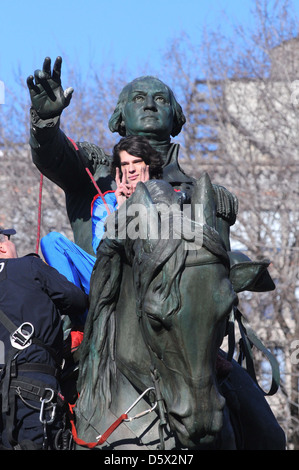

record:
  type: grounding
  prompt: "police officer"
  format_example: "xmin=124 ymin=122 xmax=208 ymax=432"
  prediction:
xmin=0 ymin=227 xmax=88 ymax=450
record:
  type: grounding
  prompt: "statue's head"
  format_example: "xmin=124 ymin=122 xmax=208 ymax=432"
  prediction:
xmin=109 ymin=76 xmax=186 ymax=140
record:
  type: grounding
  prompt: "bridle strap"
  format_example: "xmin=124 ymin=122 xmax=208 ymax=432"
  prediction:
xmin=227 ymin=306 xmax=280 ymax=396
xmin=151 ymin=367 xmax=168 ymax=450
xmin=116 ymin=354 xmax=168 ymax=449
xmin=137 ymin=311 xmax=169 ymax=450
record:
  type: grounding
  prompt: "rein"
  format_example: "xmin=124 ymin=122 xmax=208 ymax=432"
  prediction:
xmin=227 ymin=306 xmax=280 ymax=396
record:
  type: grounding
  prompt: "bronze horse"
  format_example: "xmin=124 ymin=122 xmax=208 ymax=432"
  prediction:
xmin=73 ymin=175 xmax=285 ymax=450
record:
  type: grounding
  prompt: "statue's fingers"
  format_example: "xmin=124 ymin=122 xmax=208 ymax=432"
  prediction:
xmin=34 ymin=70 xmax=56 ymax=101
xmin=52 ymin=56 xmax=62 ymax=83
xmin=64 ymin=87 xmax=74 ymax=106
xmin=26 ymin=75 xmax=40 ymax=94
xmin=33 ymin=69 xmax=43 ymax=85
xmin=42 ymin=57 xmax=51 ymax=78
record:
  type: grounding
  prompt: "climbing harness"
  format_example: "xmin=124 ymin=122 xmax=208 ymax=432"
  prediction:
xmin=0 ymin=307 xmax=64 ymax=449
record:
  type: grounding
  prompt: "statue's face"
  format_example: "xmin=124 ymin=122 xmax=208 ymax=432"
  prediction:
xmin=123 ymin=78 xmax=174 ymax=141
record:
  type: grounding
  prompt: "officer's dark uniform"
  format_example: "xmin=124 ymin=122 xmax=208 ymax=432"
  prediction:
xmin=0 ymin=252 xmax=88 ymax=449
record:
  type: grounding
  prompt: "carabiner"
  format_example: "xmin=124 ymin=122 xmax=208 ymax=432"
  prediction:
xmin=124 ymin=387 xmax=157 ymax=422
xmin=95 ymin=387 xmax=158 ymax=441
xmin=39 ymin=389 xmax=56 ymax=424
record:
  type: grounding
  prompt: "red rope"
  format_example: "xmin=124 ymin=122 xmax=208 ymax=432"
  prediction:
xmin=35 ymin=173 xmax=43 ymax=254
xmin=67 ymin=137 xmax=111 ymax=215
xmin=68 ymin=402 xmax=128 ymax=448
xmin=35 ymin=137 xmax=112 ymax=253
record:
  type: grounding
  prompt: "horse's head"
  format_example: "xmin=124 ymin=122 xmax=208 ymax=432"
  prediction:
xmin=125 ymin=175 xmax=237 ymax=448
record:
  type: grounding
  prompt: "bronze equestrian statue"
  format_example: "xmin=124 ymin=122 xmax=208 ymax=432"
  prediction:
xmin=27 ymin=57 xmax=286 ymax=449
xmin=74 ymin=177 xmax=284 ymax=449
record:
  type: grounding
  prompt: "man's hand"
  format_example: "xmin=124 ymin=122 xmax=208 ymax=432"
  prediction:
xmin=114 ymin=165 xmax=149 ymax=206
xmin=115 ymin=168 xmax=133 ymax=207
xmin=27 ymin=56 xmax=73 ymax=119
xmin=140 ymin=165 xmax=150 ymax=184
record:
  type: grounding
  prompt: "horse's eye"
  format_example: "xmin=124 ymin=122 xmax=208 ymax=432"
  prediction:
xmin=146 ymin=313 xmax=164 ymax=331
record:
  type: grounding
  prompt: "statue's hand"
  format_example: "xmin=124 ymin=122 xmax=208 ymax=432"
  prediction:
xmin=27 ymin=56 xmax=73 ymax=119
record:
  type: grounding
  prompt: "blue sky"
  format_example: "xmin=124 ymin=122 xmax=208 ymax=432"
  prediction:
xmin=1 ymin=0 xmax=299 ymax=102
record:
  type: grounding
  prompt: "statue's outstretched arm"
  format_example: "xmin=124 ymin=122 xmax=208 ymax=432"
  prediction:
xmin=27 ymin=57 xmax=90 ymax=192
xmin=27 ymin=56 xmax=73 ymax=120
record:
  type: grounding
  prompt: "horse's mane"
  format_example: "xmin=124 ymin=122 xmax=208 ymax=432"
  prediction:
xmin=76 ymin=237 xmax=122 ymax=418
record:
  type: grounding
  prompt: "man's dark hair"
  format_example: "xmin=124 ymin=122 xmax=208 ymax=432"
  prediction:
xmin=111 ymin=135 xmax=163 ymax=180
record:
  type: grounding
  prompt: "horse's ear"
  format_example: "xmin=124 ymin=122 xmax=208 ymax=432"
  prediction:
xmin=130 ymin=180 xmax=153 ymax=205
xmin=228 ymin=253 xmax=276 ymax=293
xmin=191 ymin=172 xmax=217 ymax=228
xmin=126 ymin=182 xmax=159 ymax=252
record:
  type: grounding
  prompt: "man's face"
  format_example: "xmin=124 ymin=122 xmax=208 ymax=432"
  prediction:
xmin=123 ymin=78 xmax=174 ymax=141
xmin=119 ymin=150 xmax=147 ymax=190
xmin=0 ymin=235 xmax=18 ymax=259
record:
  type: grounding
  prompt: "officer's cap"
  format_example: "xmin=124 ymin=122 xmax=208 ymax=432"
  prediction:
xmin=0 ymin=227 xmax=16 ymax=237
